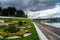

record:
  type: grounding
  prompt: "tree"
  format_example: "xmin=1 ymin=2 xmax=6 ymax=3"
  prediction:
xmin=0 ymin=7 xmax=2 ymax=15
xmin=24 ymin=14 xmax=28 ymax=18
xmin=1 ymin=9 xmax=8 ymax=16
xmin=7 ymin=7 xmax=16 ymax=16
xmin=15 ymin=10 xmax=25 ymax=17
xmin=0 ymin=7 xmax=2 ymax=12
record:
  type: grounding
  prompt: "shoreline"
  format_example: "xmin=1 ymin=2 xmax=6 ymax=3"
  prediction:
xmin=36 ymin=22 xmax=60 ymax=40
xmin=40 ymin=23 xmax=60 ymax=36
xmin=33 ymin=22 xmax=48 ymax=40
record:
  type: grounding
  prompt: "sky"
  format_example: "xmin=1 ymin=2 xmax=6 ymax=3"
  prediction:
xmin=0 ymin=0 xmax=60 ymax=19
xmin=28 ymin=3 xmax=60 ymax=19
xmin=0 ymin=0 xmax=60 ymax=11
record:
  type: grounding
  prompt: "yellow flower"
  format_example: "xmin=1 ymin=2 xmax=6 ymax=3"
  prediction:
xmin=15 ymin=32 xmax=19 ymax=35
xmin=12 ymin=33 xmax=16 ymax=36
xmin=8 ymin=33 xmax=12 ymax=37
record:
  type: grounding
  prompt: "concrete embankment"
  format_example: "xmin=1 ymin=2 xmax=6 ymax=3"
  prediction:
xmin=33 ymin=22 xmax=48 ymax=40
xmin=35 ymin=22 xmax=60 ymax=40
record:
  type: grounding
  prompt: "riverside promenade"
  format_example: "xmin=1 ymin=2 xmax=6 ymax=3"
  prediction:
xmin=35 ymin=22 xmax=60 ymax=40
xmin=33 ymin=22 xmax=48 ymax=40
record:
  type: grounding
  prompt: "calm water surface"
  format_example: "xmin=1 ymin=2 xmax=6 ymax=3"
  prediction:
xmin=42 ymin=22 xmax=60 ymax=28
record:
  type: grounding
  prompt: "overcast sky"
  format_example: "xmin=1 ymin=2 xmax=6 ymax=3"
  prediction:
xmin=28 ymin=3 xmax=60 ymax=19
xmin=0 ymin=0 xmax=60 ymax=11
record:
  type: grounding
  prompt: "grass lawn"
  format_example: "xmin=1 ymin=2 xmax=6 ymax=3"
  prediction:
xmin=0 ymin=18 xmax=33 ymax=23
xmin=0 ymin=18 xmax=39 ymax=40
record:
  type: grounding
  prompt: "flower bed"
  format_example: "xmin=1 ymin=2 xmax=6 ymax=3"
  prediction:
xmin=0 ymin=29 xmax=26 ymax=37
xmin=0 ymin=18 xmax=39 ymax=40
xmin=0 ymin=21 xmax=31 ymax=39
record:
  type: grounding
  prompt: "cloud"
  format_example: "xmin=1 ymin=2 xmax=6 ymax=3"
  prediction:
xmin=27 ymin=3 xmax=60 ymax=19
xmin=0 ymin=0 xmax=60 ymax=11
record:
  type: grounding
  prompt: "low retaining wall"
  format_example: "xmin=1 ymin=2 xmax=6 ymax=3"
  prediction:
xmin=33 ymin=22 xmax=48 ymax=40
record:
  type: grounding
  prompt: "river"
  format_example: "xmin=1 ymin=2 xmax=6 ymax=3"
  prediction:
xmin=42 ymin=22 xmax=60 ymax=28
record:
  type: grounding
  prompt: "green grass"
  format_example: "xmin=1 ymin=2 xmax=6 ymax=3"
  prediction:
xmin=0 ymin=18 xmax=33 ymax=23
xmin=0 ymin=18 xmax=39 ymax=40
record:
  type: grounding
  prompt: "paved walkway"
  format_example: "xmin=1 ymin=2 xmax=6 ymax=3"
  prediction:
xmin=36 ymin=22 xmax=60 ymax=40
xmin=33 ymin=22 xmax=48 ymax=40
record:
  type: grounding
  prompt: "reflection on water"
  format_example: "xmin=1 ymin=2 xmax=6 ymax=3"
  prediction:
xmin=42 ymin=22 xmax=60 ymax=28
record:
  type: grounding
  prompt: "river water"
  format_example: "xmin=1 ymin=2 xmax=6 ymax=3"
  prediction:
xmin=42 ymin=23 xmax=60 ymax=28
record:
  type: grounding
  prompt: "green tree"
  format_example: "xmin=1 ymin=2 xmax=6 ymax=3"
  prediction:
xmin=0 ymin=7 xmax=2 ymax=16
xmin=0 ymin=7 xmax=2 ymax=12
xmin=24 ymin=14 xmax=28 ymax=18
xmin=1 ymin=9 xmax=8 ymax=16
xmin=16 ymin=10 xmax=25 ymax=17
xmin=7 ymin=7 xmax=16 ymax=16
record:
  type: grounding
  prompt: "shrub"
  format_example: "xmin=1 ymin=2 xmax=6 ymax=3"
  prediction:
xmin=0 ymin=28 xmax=26 ymax=37
xmin=15 ymin=32 xmax=19 ymax=36
xmin=0 ymin=32 xmax=7 ymax=37
xmin=23 ymin=21 xmax=27 ymax=24
xmin=18 ymin=21 xmax=23 ymax=26
xmin=8 ymin=33 xmax=12 ymax=37
xmin=9 ymin=18 xmax=11 ymax=21
xmin=7 ymin=25 xmax=16 ymax=33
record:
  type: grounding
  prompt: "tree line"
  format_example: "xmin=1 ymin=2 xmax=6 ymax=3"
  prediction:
xmin=0 ymin=7 xmax=27 ymax=18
